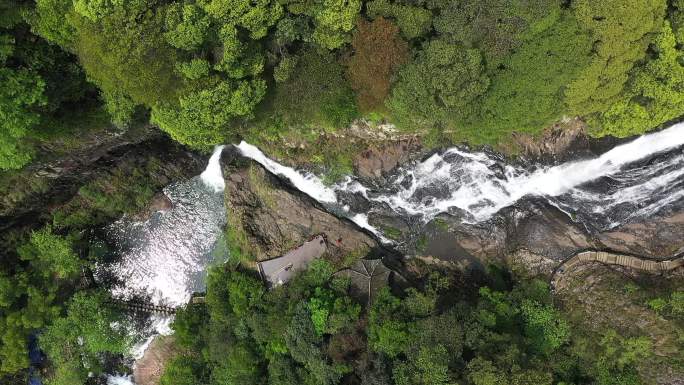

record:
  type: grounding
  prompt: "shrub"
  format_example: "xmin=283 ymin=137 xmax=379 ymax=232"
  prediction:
xmin=347 ymin=17 xmax=408 ymax=112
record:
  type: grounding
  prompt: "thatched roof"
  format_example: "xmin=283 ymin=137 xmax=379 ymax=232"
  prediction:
xmin=335 ymin=259 xmax=404 ymax=305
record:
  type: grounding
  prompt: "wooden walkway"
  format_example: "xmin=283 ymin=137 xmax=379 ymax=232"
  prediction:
xmin=551 ymin=250 xmax=684 ymax=289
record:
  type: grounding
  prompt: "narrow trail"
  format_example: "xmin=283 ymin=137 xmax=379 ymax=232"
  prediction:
xmin=551 ymin=250 xmax=684 ymax=289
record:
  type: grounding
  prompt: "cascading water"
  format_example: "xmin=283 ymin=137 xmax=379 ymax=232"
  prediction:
xmin=103 ymin=145 xmax=227 ymax=307
xmin=101 ymin=146 xmax=228 ymax=385
xmin=237 ymin=122 xmax=684 ymax=236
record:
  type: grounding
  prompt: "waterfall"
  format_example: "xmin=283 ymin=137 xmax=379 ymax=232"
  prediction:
xmin=237 ymin=122 xmax=684 ymax=235
xmin=103 ymin=177 xmax=227 ymax=307
xmin=99 ymin=145 xmax=229 ymax=363
xmin=200 ymin=145 xmax=227 ymax=192
xmin=236 ymin=141 xmax=337 ymax=202
xmin=363 ymin=122 xmax=684 ymax=226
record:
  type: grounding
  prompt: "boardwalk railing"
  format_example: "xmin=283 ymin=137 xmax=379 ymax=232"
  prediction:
xmin=551 ymin=250 xmax=684 ymax=289
xmin=558 ymin=251 xmax=684 ymax=273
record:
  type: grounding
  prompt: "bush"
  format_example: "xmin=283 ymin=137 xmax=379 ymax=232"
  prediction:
xmin=273 ymin=50 xmax=358 ymax=129
xmin=346 ymin=17 xmax=408 ymax=112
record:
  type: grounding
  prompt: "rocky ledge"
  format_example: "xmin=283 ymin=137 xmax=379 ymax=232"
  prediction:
xmin=222 ymin=153 xmax=379 ymax=264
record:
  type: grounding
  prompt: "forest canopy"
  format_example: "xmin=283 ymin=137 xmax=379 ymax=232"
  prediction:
xmin=0 ymin=0 xmax=682 ymax=169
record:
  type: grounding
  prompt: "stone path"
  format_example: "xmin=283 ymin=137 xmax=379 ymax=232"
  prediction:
xmin=257 ymin=234 xmax=327 ymax=286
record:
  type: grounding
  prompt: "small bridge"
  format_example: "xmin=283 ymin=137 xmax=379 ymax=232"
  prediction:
xmin=108 ymin=296 xmax=206 ymax=315
xmin=109 ymin=300 xmax=178 ymax=315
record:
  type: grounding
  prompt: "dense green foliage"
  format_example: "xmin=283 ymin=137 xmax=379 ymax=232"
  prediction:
xmin=161 ymin=261 xmax=675 ymax=385
xmin=40 ymin=291 xmax=133 ymax=385
xmin=1 ymin=0 xmax=684 ymax=380
xmin=0 ymin=0 xmax=677 ymax=164
xmin=0 ymin=3 xmax=95 ymax=170
xmin=0 ymin=223 xmax=133 ymax=383
xmin=0 ymin=227 xmax=79 ymax=374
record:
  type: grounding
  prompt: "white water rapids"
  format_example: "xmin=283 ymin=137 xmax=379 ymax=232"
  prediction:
xmin=238 ymin=122 xmax=684 ymax=234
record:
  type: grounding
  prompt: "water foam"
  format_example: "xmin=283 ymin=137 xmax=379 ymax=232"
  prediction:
xmin=236 ymin=122 xmax=684 ymax=237
xmin=200 ymin=145 xmax=226 ymax=192
xmin=361 ymin=123 xmax=684 ymax=224
xmin=236 ymin=141 xmax=337 ymax=203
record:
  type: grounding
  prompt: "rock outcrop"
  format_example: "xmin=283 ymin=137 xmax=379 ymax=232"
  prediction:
xmin=512 ymin=117 xmax=589 ymax=160
xmin=133 ymin=336 xmax=178 ymax=385
xmin=0 ymin=127 xmax=203 ymax=233
xmin=353 ymin=137 xmax=421 ymax=182
xmin=556 ymin=263 xmax=684 ymax=385
xmin=223 ymin=160 xmax=378 ymax=263
xmin=375 ymin=198 xmax=684 ymax=276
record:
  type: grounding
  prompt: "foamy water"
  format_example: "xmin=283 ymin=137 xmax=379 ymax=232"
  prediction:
xmin=102 ymin=148 xmax=228 ymax=307
xmin=200 ymin=145 xmax=226 ymax=192
xmin=237 ymin=122 xmax=684 ymax=236
xmin=236 ymin=141 xmax=337 ymax=202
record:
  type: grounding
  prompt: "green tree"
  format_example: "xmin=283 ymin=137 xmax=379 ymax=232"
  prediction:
xmin=17 ymin=227 xmax=81 ymax=280
xmin=29 ymin=0 xmax=77 ymax=48
xmin=227 ymin=269 xmax=265 ymax=316
xmin=160 ymin=355 xmax=203 ymax=385
xmin=565 ymin=0 xmax=667 ymax=115
xmin=273 ymin=50 xmax=358 ymax=129
xmin=211 ymin=342 xmax=265 ymax=385
xmin=393 ymin=345 xmax=454 ymax=385
xmin=0 ymin=34 xmax=46 ymax=170
xmin=273 ymin=56 xmax=297 ymax=83
xmin=368 ymin=288 xmax=411 ymax=357
xmin=152 ymin=78 xmax=266 ymax=148
xmin=199 ymin=0 xmax=283 ymax=39
xmin=176 ymin=58 xmax=211 ymax=80
xmin=388 ymin=39 xmax=489 ymax=129
xmin=366 ymin=0 xmax=432 ymax=39
xmin=467 ymin=13 xmax=593 ymax=144
xmin=281 ymin=0 xmax=361 ymax=49
xmin=520 ymin=300 xmax=570 ymax=355
xmin=467 ymin=357 xmax=507 ymax=385
xmin=285 ymin=304 xmax=343 ymax=385
xmin=40 ymin=291 xmax=131 ymax=385
xmin=430 ymin=0 xmax=559 ymax=68
xmin=669 ymin=291 xmax=684 ymax=317
xmin=164 ymin=3 xmax=211 ymax=51
xmin=72 ymin=4 xmax=179 ymax=107
xmin=595 ymin=20 xmax=684 ymax=137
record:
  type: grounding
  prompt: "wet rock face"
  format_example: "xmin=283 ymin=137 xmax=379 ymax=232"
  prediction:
xmin=353 ymin=137 xmax=421 ymax=182
xmin=507 ymin=201 xmax=593 ymax=260
xmin=223 ymin=163 xmax=378 ymax=262
xmin=596 ymin=211 xmax=684 ymax=258
xmin=374 ymin=198 xmax=684 ymax=269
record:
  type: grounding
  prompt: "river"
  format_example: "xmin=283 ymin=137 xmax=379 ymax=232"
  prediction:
xmin=238 ymin=122 xmax=684 ymax=236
